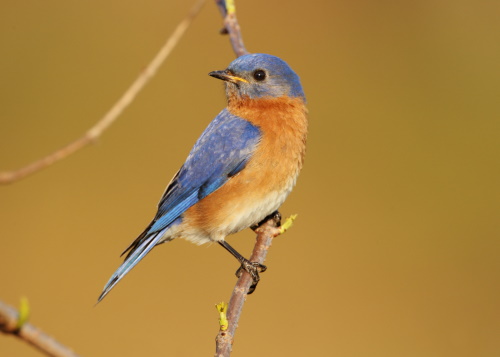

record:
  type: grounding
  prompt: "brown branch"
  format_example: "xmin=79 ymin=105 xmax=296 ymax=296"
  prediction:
xmin=214 ymin=0 xmax=249 ymax=57
xmin=214 ymin=214 xmax=282 ymax=357
xmin=0 ymin=300 xmax=81 ymax=357
xmin=211 ymin=2 xmax=278 ymax=356
xmin=0 ymin=0 xmax=206 ymax=185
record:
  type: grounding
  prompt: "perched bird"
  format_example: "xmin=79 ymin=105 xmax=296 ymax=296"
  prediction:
xmin=98 ymin=53 xmax=307 ymax=302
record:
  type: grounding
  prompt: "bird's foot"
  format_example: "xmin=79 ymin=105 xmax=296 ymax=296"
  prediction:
xmin=235 ymin=260 xmax=267 ymax=294
xmin=251 ymin=211 xmax=282 ymax=231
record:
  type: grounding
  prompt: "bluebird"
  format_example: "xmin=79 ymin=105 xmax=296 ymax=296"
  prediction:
xmin=98 ymin=53 xmax=307 ymax=302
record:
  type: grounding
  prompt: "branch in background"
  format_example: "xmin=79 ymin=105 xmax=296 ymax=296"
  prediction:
xmin=215 ymin=214 xmax=282 ymax=357
xmin=0 ymin=300 xmax=81 ymax=357
xmin=0 ymin=0 xmax=206 ymax=185
xmin=214 ymin=0 xmax=249 ymax=57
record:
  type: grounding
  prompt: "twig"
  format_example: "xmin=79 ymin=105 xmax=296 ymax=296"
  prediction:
xmin=0 ymin=0 xmax=206 ymax=185
xmin=215 ymin=214 xmax=282 ymax=357
xmin=212 ymin=2 xmax=278 ymax=356
xmin=0 ymin=300 xmax=81 ymax=357
xmin=214 ymin=0 xmax=249 ymax=57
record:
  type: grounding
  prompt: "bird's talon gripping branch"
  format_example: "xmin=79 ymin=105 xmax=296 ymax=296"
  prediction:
xmin=251 ymin=210 xmax=282 ymax=231
xmin=235 ymin=260 xmax=267 ymax=294
xmin=235 ymin=261 xmax=267 ymax=277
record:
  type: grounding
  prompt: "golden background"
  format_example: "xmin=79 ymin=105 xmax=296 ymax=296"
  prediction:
xmin=1 ymin=0 xmax=499 ymax=356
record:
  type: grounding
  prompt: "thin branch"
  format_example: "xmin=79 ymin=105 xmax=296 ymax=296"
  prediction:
xmin=211 ymin=1 xmax=276 ymax=356
xmin=214 ymin=0 xmax=249 ymax=57
xmin=215 ymin=214 xmax=282 ymax=357
xmin=0 ymin=300 xmax=81 ymax=357
xmin=0 ymin=0 xmax=206 ymax=185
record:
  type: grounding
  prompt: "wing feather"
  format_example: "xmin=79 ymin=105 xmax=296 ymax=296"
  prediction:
xmin=98 ymin=109 xmax=261 ymax=301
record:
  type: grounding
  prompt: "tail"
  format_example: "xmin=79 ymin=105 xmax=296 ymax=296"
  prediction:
xmin=97 ymin=228 xmax=167 ymax=303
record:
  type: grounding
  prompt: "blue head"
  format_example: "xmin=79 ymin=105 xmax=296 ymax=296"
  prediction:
xmin=209 ymin=53 xmax=305 ymax=101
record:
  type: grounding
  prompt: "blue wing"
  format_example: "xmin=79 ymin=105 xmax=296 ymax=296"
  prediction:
xmin=98 ymin=109 xmax=261 ymax=302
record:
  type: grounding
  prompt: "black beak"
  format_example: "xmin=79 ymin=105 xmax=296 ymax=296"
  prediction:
xmin=209 ymin=70 xmax=248 ymax=84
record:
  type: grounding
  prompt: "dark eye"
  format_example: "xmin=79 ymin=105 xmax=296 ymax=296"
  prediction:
xmin=253 ymin=70 xmax=266 ymax=81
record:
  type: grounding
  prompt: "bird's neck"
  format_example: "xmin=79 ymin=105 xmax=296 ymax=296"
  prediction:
xmin=227 ymin=95 xmax=308 ymax=132
xmin=228 ymin=95 xmax=308 ymax=169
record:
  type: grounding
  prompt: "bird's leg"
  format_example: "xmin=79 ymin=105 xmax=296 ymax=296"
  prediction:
xmin=218 ymin=240 xmax=267 ymax=294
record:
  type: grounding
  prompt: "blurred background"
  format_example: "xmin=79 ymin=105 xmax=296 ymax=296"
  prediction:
xmin=1 ymin=0 xmax=499 ymax=356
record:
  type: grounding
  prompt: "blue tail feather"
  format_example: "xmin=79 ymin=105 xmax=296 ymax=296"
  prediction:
xmin=97 ymin=228 xmax=167 ymax=303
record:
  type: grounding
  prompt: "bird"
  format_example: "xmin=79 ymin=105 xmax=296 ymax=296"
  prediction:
xmin=98 ymin=53 xmax=307 ymax=302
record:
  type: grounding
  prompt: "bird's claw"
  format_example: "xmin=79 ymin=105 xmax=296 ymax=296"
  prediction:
xmin=235 ymin=260 xmax=267 ymax=278
xmin=251 ymin=211 xmax=282 ymax=231
xmin=235 ymin=260 xmax=267 ymax=294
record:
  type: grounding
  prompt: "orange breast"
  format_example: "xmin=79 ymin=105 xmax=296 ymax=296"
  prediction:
xmin=182 ymin=96 xmax=308 ymax=241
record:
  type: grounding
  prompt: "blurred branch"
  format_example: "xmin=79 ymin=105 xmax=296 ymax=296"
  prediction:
xmin=215 ymin=213 xmax=282 ymax=357
xmin=214 ymin=0 xmax=249 ymax=57
xmin=0 ymin=0 xmax=206 ymax=185
xmin=0 ymin=299 xmax=81 ymax=357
